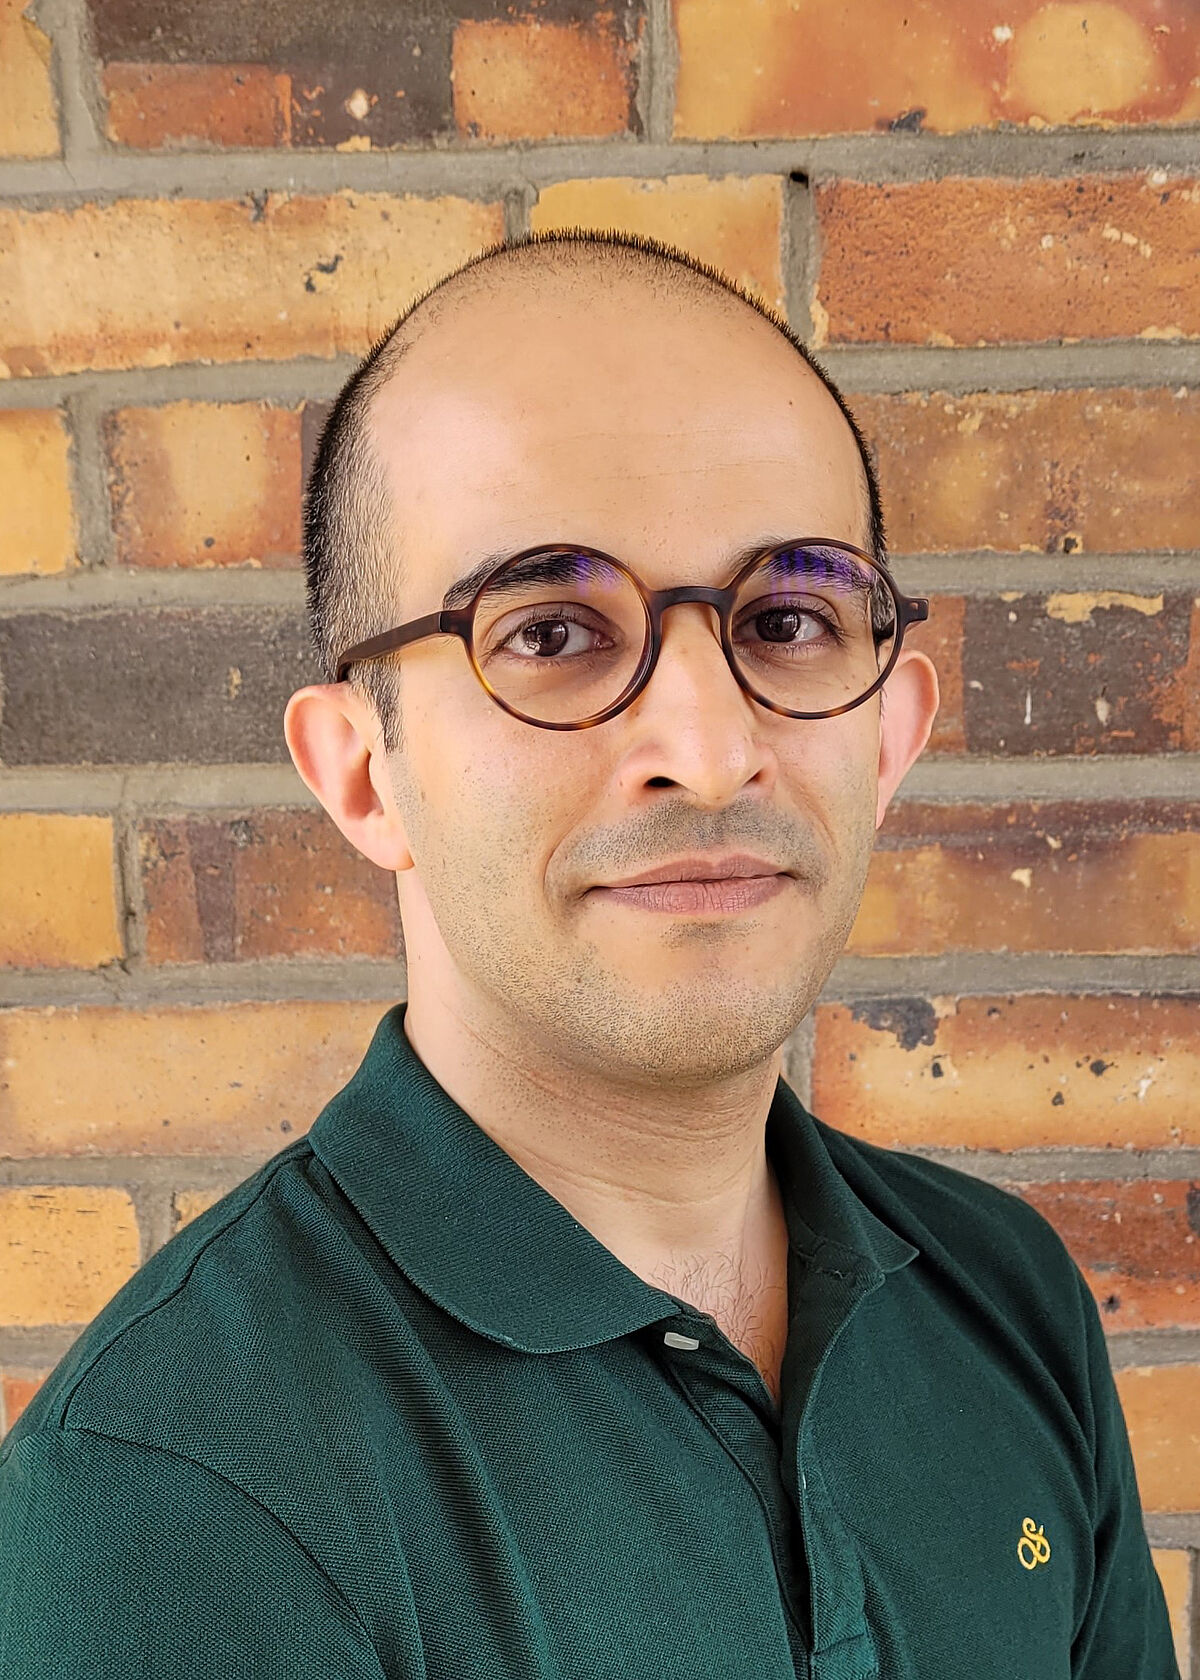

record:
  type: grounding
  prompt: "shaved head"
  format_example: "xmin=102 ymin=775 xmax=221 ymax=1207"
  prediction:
xmin=303 ymin=229 xmax=886 ymax=752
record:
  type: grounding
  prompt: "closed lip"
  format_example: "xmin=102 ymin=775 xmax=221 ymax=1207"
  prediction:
xmin=597 ymin=853 xmax=790 ymax=890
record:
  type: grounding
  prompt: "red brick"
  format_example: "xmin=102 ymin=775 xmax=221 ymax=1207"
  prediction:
xmin=1005 ymin=1180 xmax=1200 ymax=1332
xmin=452 ymin=18 xmax=637 ymax=141
xmin=86 ymin=0 xmax=647 ymax=149
xmin=0 ymin=1001 xmax=387 ymax=1157
xmin=812 ymin=994 xmax=1198 ymax=1151
xmin=106 ymin=402 xmax=303 ymax=568
xmin=0 ymin=193 xmax=504 ymax=377
xmin=814 ymin=174 xmax=1199 ymax=346
xmin=674 ymin=0 xmax=1200 ymax=137
xmin=0 ymin=0 xmax=58 ymax=157
xmin=853 ymin=388 xmax=1200 ymax=555
xmin=1 ymin=1370 xmax=51 ymax=1434
xmin=104 ymin=63 xmax=291 ymax=148
xmin=138 ymin=811 xmax=403 ymax=962
xmin=851 ymin=800 xmax=1199 ymax=957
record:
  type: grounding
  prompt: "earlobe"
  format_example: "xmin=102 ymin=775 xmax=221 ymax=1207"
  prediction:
xmin=283 ymin=684 xmax=414 ymax=873
xmin=875 ymin=650 xmax=940 ymax=828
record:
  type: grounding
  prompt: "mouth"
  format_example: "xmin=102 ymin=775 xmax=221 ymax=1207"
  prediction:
xmin=588 ymin=873 xmax=791 ymax=916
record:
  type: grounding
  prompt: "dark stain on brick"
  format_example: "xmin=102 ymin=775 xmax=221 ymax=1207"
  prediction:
xmin=963 ymin=592 xmax=1194 ymax=756
xmin=1089 ymin=1058 xmax=1112 ymax=1076
xmin=849 ymin=997 xmax=938 ymax=1053
xmin=886 ymin=107 xmax=925 ymax=132
xmin=1051 ymin=1091 xmax=1065 ymax=1105
xmin=0 ymin=608 xmax=318 ymax=765
xmin=1186 ymin=1185 xmax=1200 ymax=1238
xmin=1101 ymin=1293 xmax=1121 ymax=1314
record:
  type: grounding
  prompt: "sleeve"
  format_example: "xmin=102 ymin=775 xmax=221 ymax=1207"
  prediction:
xmin=1068 ymin=1269 xmax=1182 ymax=1680
xmin=0 ymin=1426 xmax=386 ymax=1679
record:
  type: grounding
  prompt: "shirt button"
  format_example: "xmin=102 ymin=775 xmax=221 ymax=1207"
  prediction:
xmin=663 ymin=1331 xmax=701 ymax=1350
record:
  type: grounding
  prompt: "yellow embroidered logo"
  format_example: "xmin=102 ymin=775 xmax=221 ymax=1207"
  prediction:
xmin=1017 ymin=1517 xmax=1051 ymax=1570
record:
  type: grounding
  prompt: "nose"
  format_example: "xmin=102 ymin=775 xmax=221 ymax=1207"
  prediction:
xmin=622 ymin=600 xmax=773 ymax=797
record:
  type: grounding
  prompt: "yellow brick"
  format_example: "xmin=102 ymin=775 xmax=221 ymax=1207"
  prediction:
xmin=1150 ymin=1548 xmax=1191 ymax=1678
xmin=0 ymin=0 xmax=58 ymax=158
xmin=0 ymin=193 xmax=504 ymax=377
xmin=0 ymin=1186 xmax=139 ymax=1326
xmin=530 ymin=175 xmax=786 ymax=314
xmin=0 ymin=409 xmax=74 ymax=574
xmin=0 ymin=814 xmax=121 ymax=968
xmin=0 ymin=1001 xmax=386 ymax=1157
xmin=1116 ymin=1365 xmax=1200 ymax=1514
xmin=173 ymin=1186 xmax=229 ymax=1230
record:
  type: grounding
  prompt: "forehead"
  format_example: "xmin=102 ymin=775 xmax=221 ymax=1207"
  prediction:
xmin=369 ymin=280 xmax=868 ymax=601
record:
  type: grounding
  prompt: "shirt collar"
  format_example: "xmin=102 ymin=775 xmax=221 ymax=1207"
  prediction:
xmin=309 ymin=1003 xmax=918 ymax=1354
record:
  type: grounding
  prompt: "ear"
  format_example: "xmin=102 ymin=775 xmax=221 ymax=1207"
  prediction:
xmin=283 ymin=683 xmax=414 ymax=873
xmin=875 ymin=649 xmax=940 ymax=828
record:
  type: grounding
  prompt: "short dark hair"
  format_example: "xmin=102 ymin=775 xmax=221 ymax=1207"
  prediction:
xmin=302 ymin=227 xmax=888 ymax=753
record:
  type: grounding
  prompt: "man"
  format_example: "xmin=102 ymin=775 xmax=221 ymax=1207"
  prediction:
xmin=0 ymin=231 xmax=1178 ymax=1679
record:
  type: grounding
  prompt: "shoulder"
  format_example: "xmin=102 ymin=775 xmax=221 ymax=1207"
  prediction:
xmin=2 ymin=1137 xmax=329 ymax=1460
xmin=814 ymin=1115 xmax=1091 ymax=1346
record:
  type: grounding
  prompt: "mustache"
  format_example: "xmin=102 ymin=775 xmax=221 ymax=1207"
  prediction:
xmin=574 ymin=819 xmax=829 ymax=892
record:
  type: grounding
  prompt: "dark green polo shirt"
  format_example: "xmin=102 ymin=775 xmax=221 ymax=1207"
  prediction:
xmin=1 ymin=1002 xmax=1178 ymax=1678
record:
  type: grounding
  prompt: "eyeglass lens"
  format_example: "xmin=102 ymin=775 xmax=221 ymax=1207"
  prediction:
xmin=468 ymin=546 xmax=898 ymax=724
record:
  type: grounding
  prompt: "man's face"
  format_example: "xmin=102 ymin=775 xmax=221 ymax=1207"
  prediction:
xmin=369 ymin=279 xmax=892 ymax=1086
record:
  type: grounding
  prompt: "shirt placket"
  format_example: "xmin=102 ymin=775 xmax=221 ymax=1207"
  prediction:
xmin=658 ymin=1254 xmax=886 ymax=1680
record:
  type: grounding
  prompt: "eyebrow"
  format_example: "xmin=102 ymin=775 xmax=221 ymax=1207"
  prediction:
xmin=439 ymin=537 xmax=851 ymax=612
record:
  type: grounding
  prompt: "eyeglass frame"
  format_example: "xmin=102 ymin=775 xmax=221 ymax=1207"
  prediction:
xmin=334 ymin=537 xmax=930 ymax=731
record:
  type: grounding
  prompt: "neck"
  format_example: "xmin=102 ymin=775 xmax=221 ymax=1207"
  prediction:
xmin=400 ymin=987 xmax=788 ymax=1296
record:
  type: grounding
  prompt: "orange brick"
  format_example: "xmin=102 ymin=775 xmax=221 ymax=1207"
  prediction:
xmin=107 ymin=402 xmax=303 ymax=568
xmin=452 ymin=18 xmax=636 ymax=140
xmin=674 ymin=0 xmax=1200 ymax=137
xmin=853 ymin=387 xmax=1200 ymax=555
xmin=1007 ymin=1180 xmax=1200 ymax=1332
xmin=850 ymin=801 xmax=1199 ymax=957
xmin=0 ymin=814 xmax=122 ymax=969
xmin=1149 ymin=1548 xmax=1191 ymax=1678
xmin=812 ymin=994 xmax=1198 ymax=1151
xmin=813 ymin=174 xmax=1199 ymax=346
xmin=0 ymin=1186 xmax=140 ymax=1326
xmin=0 ymin=192 xmax=504 ymax=377
xmin=0 ymin=1001 xmax=386 ymax=1157
xmin=1 ymin=1368 xmax=50 ymax=1434
xmin=105 ymin=62 xmax=291 ymax=149
xmin=138 ymin=812 xmax=402 ymax=961
xmin=0 ymin=0 xmax=58 ymax=157
xmin=530 ymin=175 xmax=786 ymax=313
xmin=0 ymin=409 xmax=74 ymax=574
xmin=1115 ymin=1365 xmax=1200 ymax=1513
xmin=173 ymin=1187 xmax=228 ymax=1229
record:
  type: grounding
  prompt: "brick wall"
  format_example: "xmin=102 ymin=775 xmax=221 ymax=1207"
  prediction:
xmin=0 ymin=0 xmax=1197 ymax=1666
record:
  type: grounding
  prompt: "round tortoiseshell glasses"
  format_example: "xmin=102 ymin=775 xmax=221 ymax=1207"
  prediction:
xmin=335 ymin=539 xmax=929 ymax=732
